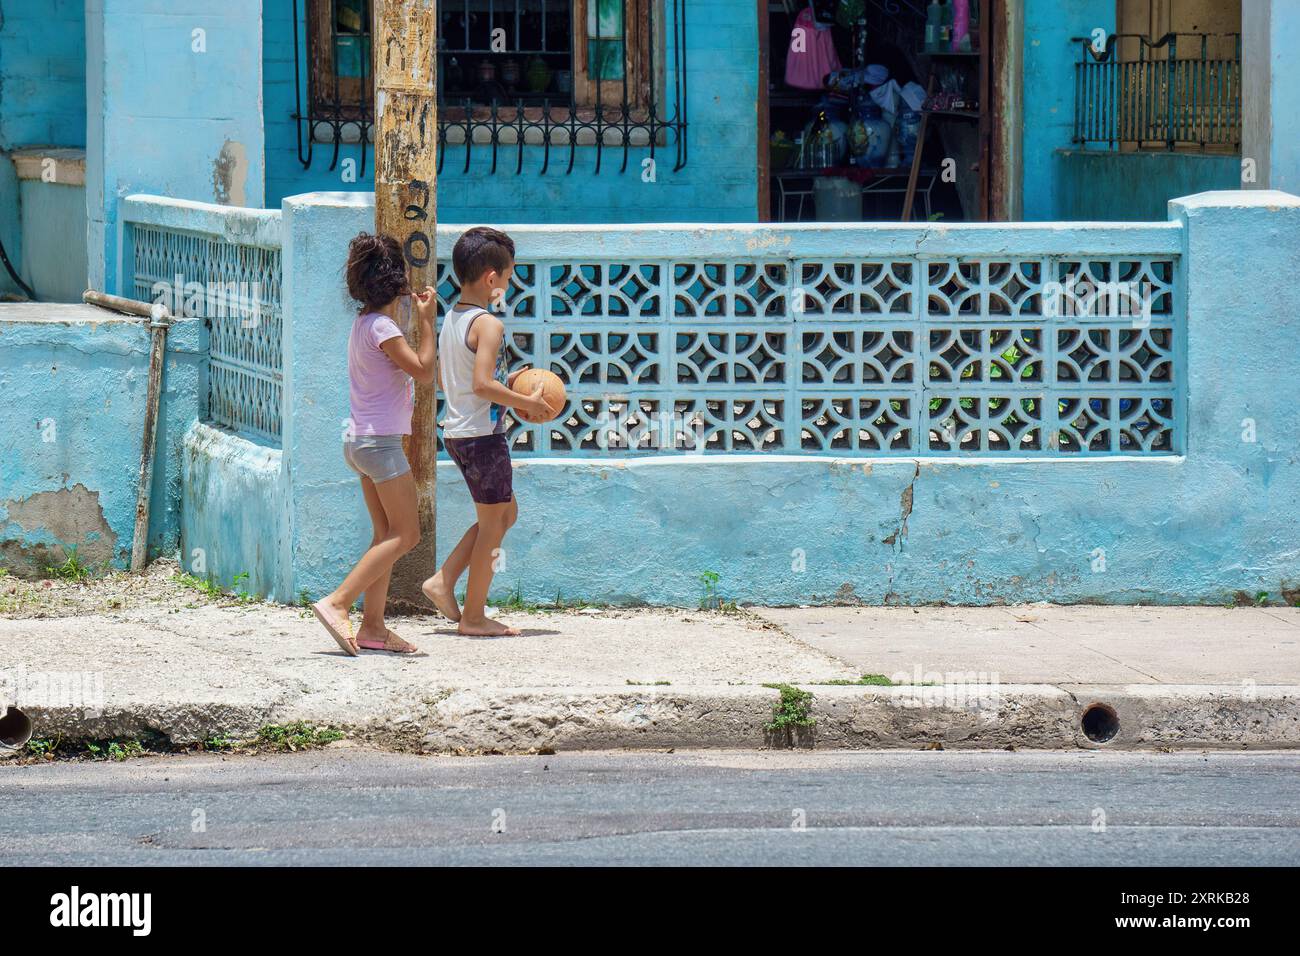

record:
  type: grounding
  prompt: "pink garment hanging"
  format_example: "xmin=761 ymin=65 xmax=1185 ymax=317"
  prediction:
xmin=785 ymin=6 xmax=841 ymax=91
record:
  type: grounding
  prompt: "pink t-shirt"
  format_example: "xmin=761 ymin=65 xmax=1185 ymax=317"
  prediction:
xmin=348 ymin=311 xmax=413 ymax=436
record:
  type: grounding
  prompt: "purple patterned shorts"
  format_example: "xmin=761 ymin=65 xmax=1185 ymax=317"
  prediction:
xmin=444 ymin=433 xmax=514 ymax=505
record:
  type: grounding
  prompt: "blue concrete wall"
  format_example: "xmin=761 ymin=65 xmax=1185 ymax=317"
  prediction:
xmin=0 ymin=0 xmax=86 ymax=296
xmin=276 ymin=189 xmax=1300 ymax=607
xmin=1265 ymin=6 xmax=1300 ymax=193
xmin=1243 ymin=0 xmax=1300 ymax=194
xmin=0 ymin=307 xmax=205 ymax=574
xmin=1021 ymin=0 xmax=1113 ymax=220
xmin=0 ymin=0 xmax=85 ymax=149
xmin=10 ymin=189 xmax=1300 ymax=604
xmin=262 ymin=0 xmax=758 ymax=221
xmin=1053 ymin=150 xmax=1241 ymax=221
xmin=86 ymin=0 xmax=264 ymax=294
xmin=181 ymin=423 xmax=287 ymax=601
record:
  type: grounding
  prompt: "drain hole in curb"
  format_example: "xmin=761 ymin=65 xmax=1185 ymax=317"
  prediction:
xmin=0 ymin=707 xmax=33 ymax=751
xmin=1081 ymin=703 xmax=1119 ymax=743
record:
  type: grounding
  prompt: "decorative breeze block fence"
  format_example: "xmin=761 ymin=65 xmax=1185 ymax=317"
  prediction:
xmin=125 ymin=199 xmax=284 ymax=443
xmin=122 ymin=197 xmax=1183 ymax=460
xmin=433 ymin=239 xmax=1182 ymax=458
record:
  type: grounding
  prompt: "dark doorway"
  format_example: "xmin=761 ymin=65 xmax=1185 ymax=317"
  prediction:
xmin=758 ymin=1 xmax=998 ymax=223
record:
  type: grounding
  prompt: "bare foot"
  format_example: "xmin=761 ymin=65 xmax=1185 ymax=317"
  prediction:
xmin=457 ymin=616 xmax=520 ymax=637
xmin=313 ymin=599 xmax=357 ymax=656
xmin=357 ymin=625 xmax=419 ymax=654
xmin=421 ymin=571 xmax=462 ymax=622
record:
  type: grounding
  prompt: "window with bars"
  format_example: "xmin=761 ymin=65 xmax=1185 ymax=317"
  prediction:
xmin=293 ymin=0 xmax=688 ymax=175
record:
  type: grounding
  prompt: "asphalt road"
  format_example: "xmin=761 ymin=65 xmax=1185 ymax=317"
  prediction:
xmin=2 ymin=748 xmax=1298 ymax=866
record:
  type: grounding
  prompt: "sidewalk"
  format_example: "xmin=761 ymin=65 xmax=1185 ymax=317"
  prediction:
xmin=2 ymin=569 xmax=1298 ymax=752
xmin=758 ymin=605 xmax=1300 ymax=684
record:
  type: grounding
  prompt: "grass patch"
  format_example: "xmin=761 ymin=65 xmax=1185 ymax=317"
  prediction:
xmin=699 ymin=570 xmax=721 ymax=610
xmin=491 ymin=586 xmax=600 ymax=614
xmin=1227 ymin=590 xmax=1276 ymax=608
xmin=17 ymin=724 xmax=345 ymax=762
xmin=696 ymin=571 xmax=742 ymax=613
xmin=230 ymin=571 xmax=255 ymax=603
xmin=173 ymin=571 xmax=225 ymax=599
xmin=462 ymin=585 xmax=621 ymax=614
xmin=42 ymin=547 xmax=92 ymax=583
xmin=818 ymin=673 xmax=895 ymax=686
xmin=21 ymin=731 xmax=172 ymax=762
xmin=762 ymin=683 xmax=817 ymax=734
xmin=22 ymin=737 xmax=58 ymax=759
xmin=172 ymin=570 xmax=258 ymax=603
xmin=255 ymin=722 xmax=344 ymax=752
xmin=88 ymin=739 xmax=145 ymax=761
xmin=625 ymin=680 xmax=671 ymax=686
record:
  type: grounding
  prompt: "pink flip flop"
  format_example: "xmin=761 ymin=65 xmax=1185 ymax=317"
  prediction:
xmin=313 ymin=601 xmax=358 ymax=656
xmin=357 ymin=629 xmax=419 ymax=654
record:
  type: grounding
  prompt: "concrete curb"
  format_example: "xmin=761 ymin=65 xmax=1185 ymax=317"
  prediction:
xmin=7 ymin=684 xmax=1300 ymax=755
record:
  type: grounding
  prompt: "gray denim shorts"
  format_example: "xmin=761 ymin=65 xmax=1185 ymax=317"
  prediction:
xmin=343 ymin=434 xmax=411 ymax=483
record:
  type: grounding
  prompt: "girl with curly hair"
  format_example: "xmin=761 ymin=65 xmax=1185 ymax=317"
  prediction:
xmin=311 ymin=232 xmax=436 ymax=656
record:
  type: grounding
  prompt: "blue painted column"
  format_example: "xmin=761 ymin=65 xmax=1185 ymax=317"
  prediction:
xmin=85 ymin=0 xmax=265 ymax=294
xmin=1170 ymin=190 xmax=1300 ymax=579
xmin=280 ymin=191 xmax=376 ymax=601
xmin=1243 ymin=1 xmax=1300 ymax=194
xmin=1173 ymin=189 xmax=1300 ymax=454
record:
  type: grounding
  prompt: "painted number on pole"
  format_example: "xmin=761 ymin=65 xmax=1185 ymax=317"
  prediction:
xmin=403 ymin=179 xmax=431 ymax=268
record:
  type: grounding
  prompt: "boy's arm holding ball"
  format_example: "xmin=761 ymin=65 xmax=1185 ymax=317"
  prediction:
xmin=470 ymin=314 xmax=551 ymax=418
xmin=379 ymin=286 xmax=439 ymax=385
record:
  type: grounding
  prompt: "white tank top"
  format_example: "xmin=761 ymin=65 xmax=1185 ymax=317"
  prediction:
xmin=438 ymin=305 xmax=508 ymax=438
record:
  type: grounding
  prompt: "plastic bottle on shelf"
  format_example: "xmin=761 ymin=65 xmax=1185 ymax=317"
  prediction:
xmin=898 ymin=110 xmax=921 ymax=166
xmin=807 ymin=110 xmax=835 ymax=168
xmin=925 ymin=0 xmax=942 ymax=53
xmin=951 ymin=0 xmax=971 ymax=53
xmin=939 ymin=0 xmax=953 ymax=47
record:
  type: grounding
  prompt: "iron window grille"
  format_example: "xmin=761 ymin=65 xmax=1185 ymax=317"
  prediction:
xmin=293 ymin=0 xmax=688 ymax=175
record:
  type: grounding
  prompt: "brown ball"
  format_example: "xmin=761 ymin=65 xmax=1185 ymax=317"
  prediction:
xmin=512 ymin=368 xmax=567 ymax=423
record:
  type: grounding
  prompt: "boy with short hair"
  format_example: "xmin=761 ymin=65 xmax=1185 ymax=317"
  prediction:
xmin=422 ymin=226 xmax=550 ymax=636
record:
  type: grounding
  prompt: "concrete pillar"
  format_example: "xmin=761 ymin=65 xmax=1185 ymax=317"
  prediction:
xmin=1243 ymin=0 xmax=1300 ymax=193
xmin=85 ymin=0 xmax=265 ymax=295
xmin=1170 ymin=189 xmax=1300 ymax=463
xmin=279 ymin=192 xmax=376 ymax=601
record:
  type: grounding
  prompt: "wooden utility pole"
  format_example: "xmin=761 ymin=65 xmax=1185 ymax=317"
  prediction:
xmin=374 ymin=0 xmax=438 ymax=609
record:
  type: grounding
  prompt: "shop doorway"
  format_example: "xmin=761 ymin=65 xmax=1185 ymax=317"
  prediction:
xmin=758 ymin=0 xmax=1004 ymax=223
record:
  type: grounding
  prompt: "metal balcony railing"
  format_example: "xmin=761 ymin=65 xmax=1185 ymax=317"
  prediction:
xmin=1072 ymin=32 xmax=1241 ymax=152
